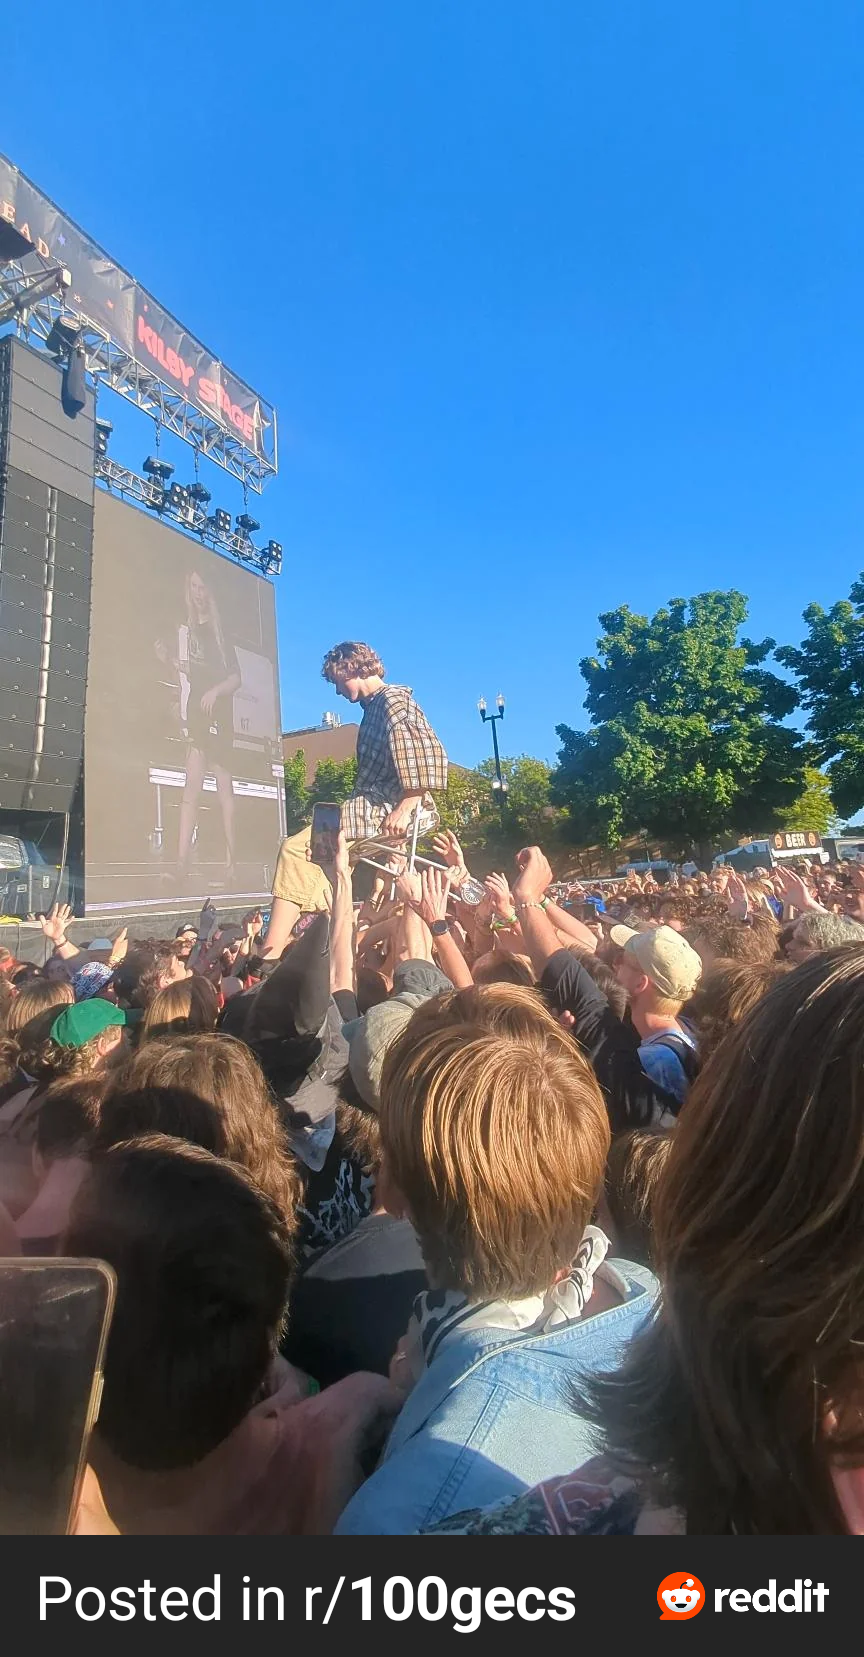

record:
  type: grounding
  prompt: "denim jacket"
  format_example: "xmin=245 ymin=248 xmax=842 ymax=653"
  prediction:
xmin=335 ymin=1259 xmax=656 ymax=1535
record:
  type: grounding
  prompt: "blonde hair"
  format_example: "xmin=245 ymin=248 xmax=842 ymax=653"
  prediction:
xmin=380 ymin=995 xmax=610 ymax=1300
xmin=185 ymin=570 xmax=228 ymax=669
xmin=141 ymin=976 xmax=220 ymax=1043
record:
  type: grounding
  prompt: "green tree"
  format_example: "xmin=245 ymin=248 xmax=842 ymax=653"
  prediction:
xmin=437 ymin=756 xmax=556 ymax=869
xmin=777 ymin=577 xmax=864 ymax=820
xmin=783 ymin=767 xmax=837 ymax=836
xmin=308 ymin=756 xmax=358 ymax=808
xmin=553 ymin=591 xmax=807 ymax=857
xmin=283 ymin=750 xmax=309 ymax=834
xmin=282 ymin=752 xmax=358 ymax=833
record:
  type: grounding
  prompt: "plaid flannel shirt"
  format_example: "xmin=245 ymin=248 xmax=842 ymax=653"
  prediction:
xmin=340 ymin=685 xmax=448 ymax=840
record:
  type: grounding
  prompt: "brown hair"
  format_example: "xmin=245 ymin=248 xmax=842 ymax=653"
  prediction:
xmin=379 ymin=994 xmax=610 ymax=1299
xmin=94 ymin=1033 xmax=301 ymax=1238
xmin=6 ymin=979 xmax=74 ymax=1038
xmin=0 ymin=981 xmax=78 ymax=1086
xmin=591 ymin=945 xmax=864 ymax=1533
xmin=35 ymin=1074 xmax=107 ymax=1162
xmin=568 ymin=947 xmax=629 ymax=1020
xmin=402 ymin=980 xmax=565 ymax=1046
xmin=140 ymin=975 xmax=220 ymax=1043
xmin=686 ymin=914 xmax=778 ymax=965
xmin=65 ymin=1135 xmax=293 ymax=1470
xmin=321 ymin=640 xmax=384 ymax=683
xmin=684 ymin=958 xmax=791 ymax=1066
xmin=604 ymin=1129 xmax=673 ymax=1266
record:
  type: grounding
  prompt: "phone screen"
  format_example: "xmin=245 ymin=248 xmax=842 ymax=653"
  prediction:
xmin=0 ymin=1260 xmax=115 ymax=1535
xmin=310 ymin=802 xmax=341 ymax=867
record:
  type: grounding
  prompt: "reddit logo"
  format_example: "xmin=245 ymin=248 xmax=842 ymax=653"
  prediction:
xmin=657 ymin=1573 xmax=706 ymax=1621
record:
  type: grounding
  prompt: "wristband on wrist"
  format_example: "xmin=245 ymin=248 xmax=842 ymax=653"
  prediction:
xmin=516 ymin=898 xmax=549 ymax=912
xmin=490 ymin=913 xmax=518 ymax=931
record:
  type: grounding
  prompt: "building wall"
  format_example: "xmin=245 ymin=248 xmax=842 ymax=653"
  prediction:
xmin=282 ymin=722 xmax=359 ymax=783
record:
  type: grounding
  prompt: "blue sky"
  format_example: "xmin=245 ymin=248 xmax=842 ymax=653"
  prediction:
xmin=4 ymin=1 xmax=864 ymax=766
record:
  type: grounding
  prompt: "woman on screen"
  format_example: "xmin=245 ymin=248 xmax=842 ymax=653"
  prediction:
xmin=176 ymin=569 xmax=241 ymax=888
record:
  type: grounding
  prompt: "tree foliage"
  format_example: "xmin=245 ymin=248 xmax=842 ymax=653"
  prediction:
xmin=776 ymin=577 xmax=864 ymax=820
xmin=282 ymin=751 xmax=358 ymax=833
xmin=435 ymin=756 xmax=556 ymax=869
xmin=552 ymin=591 xmax=808 ymax=854
xmin=783 ymin=767 xmax=837 ymax=836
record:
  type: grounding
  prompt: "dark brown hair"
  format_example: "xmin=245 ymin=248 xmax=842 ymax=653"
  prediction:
xmin=94 ymin=1033 xmax=301 ymax=1238
xmin=35 ymin=1073 xmax=107 ymax=1161
xmin=65 ymin=1135 xmax=293 ymax=1469
xmin=591 ymin=945 xmax=864 ymax=1533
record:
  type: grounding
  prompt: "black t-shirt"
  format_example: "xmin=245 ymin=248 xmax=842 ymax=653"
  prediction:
xmin=283 ymin=1213 xmax=427 ymax=1387
xmin=541 ymin=950 xmax=678 ymax=1132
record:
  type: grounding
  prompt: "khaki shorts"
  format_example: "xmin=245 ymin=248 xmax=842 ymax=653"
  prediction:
xmin=271 ymin=827 xmax=332 ymax=912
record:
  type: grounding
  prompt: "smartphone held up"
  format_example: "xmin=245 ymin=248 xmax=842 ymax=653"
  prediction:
xmin=0 ymin=1259 xmax=115 ymax=1535
xmin=310 ymin=801 xmax=341 ymax=867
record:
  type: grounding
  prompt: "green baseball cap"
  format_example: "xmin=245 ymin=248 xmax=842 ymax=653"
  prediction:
xmin=51 ymin=1000 xmax=127 ymax=1049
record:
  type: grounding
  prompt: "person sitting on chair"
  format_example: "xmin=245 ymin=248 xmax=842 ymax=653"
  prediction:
xmin=264 ymin=643 xmax=448 ymax=957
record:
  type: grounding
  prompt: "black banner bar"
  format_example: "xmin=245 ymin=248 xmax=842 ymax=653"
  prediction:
xmin=0 ymin=155 xmax=274 ymax=466
xmin=0 ymin=1536 xmax=858 ymax=1653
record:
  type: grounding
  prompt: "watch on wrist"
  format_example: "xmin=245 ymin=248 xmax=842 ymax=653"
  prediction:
xmin=431 ymin=918 xmax=450 ymax=937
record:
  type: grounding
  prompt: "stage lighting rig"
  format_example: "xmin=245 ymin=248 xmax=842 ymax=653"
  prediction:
xmin=208 ymin=508 xmax=232 ymax=537
xmin=262 ymin=539 xmax=283 ymax=575
xmin=167 ymin=481 xmax=195 ymax=523
xmin=143 ymin=456 xmax=174 ymax=483
xmin=95 ymin=418 xmax=112 ymax=457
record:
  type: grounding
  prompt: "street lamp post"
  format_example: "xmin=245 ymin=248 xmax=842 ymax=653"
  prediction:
xmin=478 ymin=693 xmax=508 ymax=812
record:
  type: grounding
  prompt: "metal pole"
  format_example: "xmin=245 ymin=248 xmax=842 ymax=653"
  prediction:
xmin=490 ymin=715 xmax=502 ymax=786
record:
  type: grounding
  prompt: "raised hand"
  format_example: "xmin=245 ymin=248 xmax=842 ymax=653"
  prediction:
xmin=395 ymin=867 xmax=423 ymax=908
xmin=431 ymin=829 xmax=465 ymax=869
xmin=109 ymin=927 xmax=129 ymax=967
xmin=37 ymin=902 xmax=73 ymax=946
xmin=725 ymin=871 xmax=749 ymax=920
xmin=484 ymin=871 xmax=515 ymax=920
xmin=417 ymin=866 xmax=452 ymax=928
xmin=512 ymin=847 xmax=553 ymax=905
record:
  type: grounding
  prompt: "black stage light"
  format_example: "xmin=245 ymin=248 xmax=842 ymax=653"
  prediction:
xmin=168 ymin=482 xmax=190 ymax=508
xmin=188 ymin=482 xmax=211 ymax=505
xmin=45 ymin=314 xmax=82 ymax=358
xmin=264 ymin=539 xmax=283 ymax=574
xmin=236 ymin=512 xmax=260 ymax=536
xmin=143 ymin=456 xmax=174 ymax=482
xmin=208 ymin=508 xmax=232 ymax=536
xmin=95 ymin=418 xmax=113 ymax=456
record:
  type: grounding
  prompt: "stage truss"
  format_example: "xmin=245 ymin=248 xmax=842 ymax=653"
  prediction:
xmin=94 ymin=455 xmax=281 ymax=578
xmin=0 ymin=261 xmax=277 ymax=495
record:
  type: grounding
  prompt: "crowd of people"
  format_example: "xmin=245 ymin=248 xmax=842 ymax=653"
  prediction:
xmin=3 ymin=833 xmax=864 ymax=1535
xmin=4 ymin=642 xmax=864 ymax=1536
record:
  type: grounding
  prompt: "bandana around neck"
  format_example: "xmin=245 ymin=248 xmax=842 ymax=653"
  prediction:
xmin=404 ymin=1225 xmax=622 ymax=1381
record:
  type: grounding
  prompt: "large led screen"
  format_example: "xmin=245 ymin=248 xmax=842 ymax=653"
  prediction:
xmin=85 ymin=491 xmax=284 ymax=910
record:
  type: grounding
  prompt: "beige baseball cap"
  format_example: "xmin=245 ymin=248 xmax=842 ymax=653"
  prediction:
xmin=610 ymin=923 xmax=702 ymax=1000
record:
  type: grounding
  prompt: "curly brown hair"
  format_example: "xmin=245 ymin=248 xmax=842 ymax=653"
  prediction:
xmin=321 ymin=641 xmax=384 ymax=683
